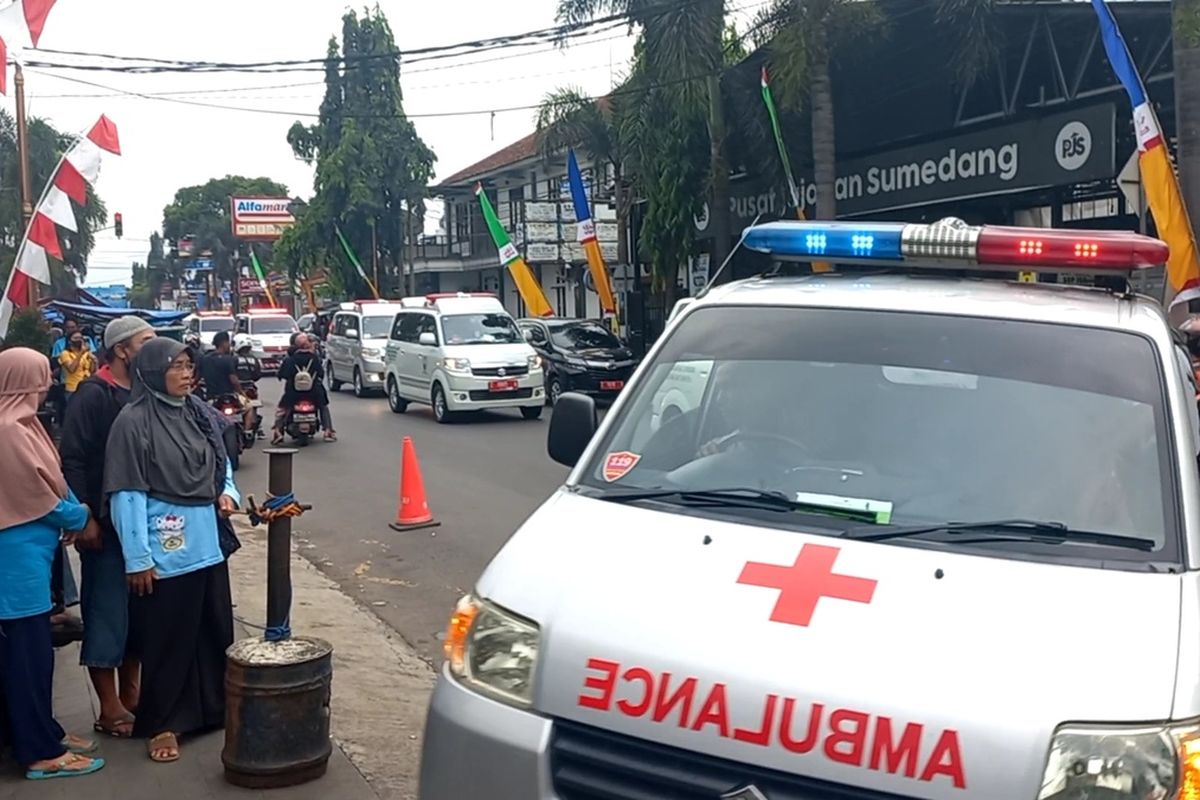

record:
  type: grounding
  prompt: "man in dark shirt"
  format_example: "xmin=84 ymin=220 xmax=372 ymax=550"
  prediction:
xmin=199 ymin=331 xmax=240 ymax=398
xmin=59 ymin=315 xmax=156 ymax=738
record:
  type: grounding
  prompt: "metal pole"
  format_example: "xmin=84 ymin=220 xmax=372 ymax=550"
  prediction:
xmin=15 ymin=64 xmax=36 ymax=306
xmin=406 ymin=210 xmax=415 ymax=297
xmin=264 ymin=448 xmax=296 ymax=637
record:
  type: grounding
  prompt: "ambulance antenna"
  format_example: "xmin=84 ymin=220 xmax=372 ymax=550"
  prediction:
xmin=697 ymin=213 xmax=763 ymax=300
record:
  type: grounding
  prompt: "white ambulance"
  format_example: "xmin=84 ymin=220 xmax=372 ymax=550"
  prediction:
xmin=418 ymin=218 xmax=1200 ymax=800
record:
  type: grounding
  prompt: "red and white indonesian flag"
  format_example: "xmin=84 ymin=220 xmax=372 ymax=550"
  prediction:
xmin=0 ymin=116 xmax=121 ymax=339
xmin=0 ymin=0 xmax=59 ymax=94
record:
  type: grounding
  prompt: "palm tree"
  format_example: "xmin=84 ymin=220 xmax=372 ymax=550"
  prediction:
xmin=556 ymin=0 xmax=731 ymax=284
xmin=751 ymin=0 xmax=887 ymax=221
xmin=535 ymin=87 xmax=633 ymax=264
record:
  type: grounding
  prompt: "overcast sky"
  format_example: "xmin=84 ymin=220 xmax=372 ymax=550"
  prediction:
xmin=16 ymin=0 xmax=658 ymax=287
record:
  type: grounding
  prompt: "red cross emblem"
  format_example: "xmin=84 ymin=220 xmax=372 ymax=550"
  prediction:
xmin=737 ymin=544 xmax=877 ymax=627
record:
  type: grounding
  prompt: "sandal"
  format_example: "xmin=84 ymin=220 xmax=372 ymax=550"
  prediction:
xmin=148 ymin=732 xmax=180 ymax=763
xmin=93 ymin=715 xmax=134 ymax=738
xmin=26 ymin=752 xmax=105 ymax=780
xmin=63 ymin=733 xmax=98 ymax=754
xmin=323 ymin=431 xmax=337 ymax=442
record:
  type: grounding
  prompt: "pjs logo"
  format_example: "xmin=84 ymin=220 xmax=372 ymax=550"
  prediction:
xmin=155 ymin=514 xmax=186 ymax=552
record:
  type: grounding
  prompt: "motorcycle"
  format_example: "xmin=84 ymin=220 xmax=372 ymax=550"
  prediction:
xmin=211 ymin=393 xmax=248 ymax=471
xmin=284 ymin=398 xmax=322 ymax=446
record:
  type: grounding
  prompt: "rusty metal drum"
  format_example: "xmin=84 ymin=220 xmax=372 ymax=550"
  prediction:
xmin=222 ymin=636 xmax=334 ymax=789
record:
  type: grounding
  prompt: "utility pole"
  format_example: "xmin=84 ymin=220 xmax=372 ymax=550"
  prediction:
xmin=14 ymin=64 xmax=36 ymax=306
xmin=405 ymin=208 xmax=416 ymax=297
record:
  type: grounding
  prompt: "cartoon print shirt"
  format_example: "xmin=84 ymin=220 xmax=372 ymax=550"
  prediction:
xmin=109 ymin=459 xmax=239 ymax=578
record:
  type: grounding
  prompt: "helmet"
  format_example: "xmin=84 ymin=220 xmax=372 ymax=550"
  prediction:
xmin=233 ymin=333 xmax=254 ymax=353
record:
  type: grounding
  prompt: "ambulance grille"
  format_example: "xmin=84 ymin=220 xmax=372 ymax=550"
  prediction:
xmin=551 ymin=719 xmax=916 ymax=800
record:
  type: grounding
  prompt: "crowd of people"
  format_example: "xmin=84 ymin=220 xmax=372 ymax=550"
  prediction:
xmin=0 ymin=315 xmax=243 ymax=779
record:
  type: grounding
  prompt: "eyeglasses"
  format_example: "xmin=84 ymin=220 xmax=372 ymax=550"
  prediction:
xmin=167 ymin=362 xmax=195 ymax=374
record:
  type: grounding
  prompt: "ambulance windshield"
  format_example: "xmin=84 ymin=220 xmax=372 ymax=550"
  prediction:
xmin=581 ymin=306 xmax=1176 ymax=562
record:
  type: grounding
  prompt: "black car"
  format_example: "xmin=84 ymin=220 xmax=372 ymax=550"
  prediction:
xmin=517 ymin=318 xmax=639 ymax=406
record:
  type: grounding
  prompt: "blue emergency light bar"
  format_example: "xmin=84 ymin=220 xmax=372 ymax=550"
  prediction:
xmin=742 ymin=218 xmax=1169 ymax=272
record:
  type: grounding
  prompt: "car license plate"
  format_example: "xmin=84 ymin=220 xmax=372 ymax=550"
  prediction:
xmin=600 ymin=380 xmax=625 ymax=391
xmin=489 ymin=379 xmax=519 ymax=392
xmin=250 ymin=399 xmax=263 ymax=408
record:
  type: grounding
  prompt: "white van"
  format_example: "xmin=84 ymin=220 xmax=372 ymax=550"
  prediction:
xmin=325 ymin=300 xmax=402 ymax=397
xmin=418 ymin=219 xmax=1200 ymax=800
xmin=183 ymin=311 xmax=236 ymax=352
xmin=383 ymin=293 xmax=545 ymax=422
xmin=234 ymin=309 xmax=298 ymax=374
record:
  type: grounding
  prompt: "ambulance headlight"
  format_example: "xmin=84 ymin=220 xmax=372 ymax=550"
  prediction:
xmin=443 ymin=595 xmax=539 ymax=708
xmin=1036 ymin=722 xmax=1200 ymax=799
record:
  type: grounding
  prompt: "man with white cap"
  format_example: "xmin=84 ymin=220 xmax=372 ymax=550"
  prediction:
xmin=59 ymin=315 xmax=156 ymax=738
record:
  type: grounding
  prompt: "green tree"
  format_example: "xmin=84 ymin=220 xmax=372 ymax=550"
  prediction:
xmin=750 ymin=0 xmax=887 ymax=221
xmin=0 ymin=307 xmax=51 ymax=352
xmin=280 ymin=8 xmax=435 ymax=297
xmin=161 ymin=175 xmax=290 ymax=286
xmin=554 ymin=1 xmax=727 ymax=302
xmin=0 ymin=111 xmax=108 ymax=292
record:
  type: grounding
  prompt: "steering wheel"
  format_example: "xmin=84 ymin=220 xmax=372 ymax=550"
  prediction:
xmin=714 ymin=429 xmax=812 ymax=458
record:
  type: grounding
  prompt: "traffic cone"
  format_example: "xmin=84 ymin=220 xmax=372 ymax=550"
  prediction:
xmin=390 ymin=436 xmax=440 ymax=532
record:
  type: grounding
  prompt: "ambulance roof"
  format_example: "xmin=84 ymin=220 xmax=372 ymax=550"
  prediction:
xmin=688 ymin=272 xmax=1165 ymax=335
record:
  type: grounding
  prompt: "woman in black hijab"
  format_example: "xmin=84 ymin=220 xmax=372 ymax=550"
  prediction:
xmin=104 ymin=338 xmax=240 ymax=763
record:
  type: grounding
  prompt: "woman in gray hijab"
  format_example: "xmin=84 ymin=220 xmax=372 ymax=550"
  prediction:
xmin=104 ymin=338 xmax=240 ymax=763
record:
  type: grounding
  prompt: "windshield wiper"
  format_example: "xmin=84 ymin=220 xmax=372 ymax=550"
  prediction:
xmin=842 ymin=518 xmax=1156 ymax=552
xmin=596 ymin=488 xmax=884 ymax=523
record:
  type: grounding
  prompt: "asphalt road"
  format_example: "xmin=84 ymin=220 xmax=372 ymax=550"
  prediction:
xmin=233 ymin=380 xmax=570 ymax=664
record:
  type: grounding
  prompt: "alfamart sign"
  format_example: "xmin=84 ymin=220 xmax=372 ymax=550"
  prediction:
xmin=230 ymin=196 xmax=295 ymax=241
xmin=695 ymin=104 xmax=1117 ymax=235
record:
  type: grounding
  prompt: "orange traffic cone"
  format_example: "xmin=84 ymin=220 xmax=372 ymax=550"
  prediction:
xmin=390 ymin=436 xmax=440 ymax=532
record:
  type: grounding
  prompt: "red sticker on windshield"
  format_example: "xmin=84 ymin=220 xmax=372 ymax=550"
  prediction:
xmin=603 ymin=451 xmax=641 ymax=482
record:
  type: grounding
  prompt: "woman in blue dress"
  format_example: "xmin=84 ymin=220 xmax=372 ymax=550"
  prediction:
xmin=0 ymin=347 xmax=105 ymax=779
xmin=105 ymin=338 xmax=239 ymax=763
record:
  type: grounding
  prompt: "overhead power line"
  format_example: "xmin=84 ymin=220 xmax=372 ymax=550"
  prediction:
xmin=26 ymin=0 xmax=712 ymax=75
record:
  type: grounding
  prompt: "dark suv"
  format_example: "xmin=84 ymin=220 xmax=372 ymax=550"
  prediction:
xmin=517 ymin=318 xmax=638 ymax=406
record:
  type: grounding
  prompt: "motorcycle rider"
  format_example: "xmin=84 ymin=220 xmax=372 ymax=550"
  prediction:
xmin=234 ymin=338 xmax=263 ymax=439
xmin=198 ymin=332 xmax=254 ymax=434
xmin=273 ymin=334 xmax=336 ymax=444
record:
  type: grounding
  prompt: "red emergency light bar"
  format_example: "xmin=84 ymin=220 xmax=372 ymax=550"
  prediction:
xmin=972 ymin=226 xmax=1168 ymax=271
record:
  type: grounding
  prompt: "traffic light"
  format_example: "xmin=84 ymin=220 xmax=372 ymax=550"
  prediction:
xmin=113 ymin=212 xmax=123 ymax=239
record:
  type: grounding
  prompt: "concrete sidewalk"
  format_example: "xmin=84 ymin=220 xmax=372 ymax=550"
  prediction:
xmin=0 ymin=523 xmax=436 ymax=800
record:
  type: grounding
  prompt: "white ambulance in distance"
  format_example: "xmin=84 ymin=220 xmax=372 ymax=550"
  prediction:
xmin=235 ymin=308 xmax=298 ymax=374
xmin=383 ymin=292 xmax=545 ymax=423
xmin=418 ymin=218 xmax=1200 ymax=800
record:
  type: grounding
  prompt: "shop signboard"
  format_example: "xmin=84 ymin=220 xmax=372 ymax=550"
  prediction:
xmin=696 ymin=103 xmax=1118 ymax=235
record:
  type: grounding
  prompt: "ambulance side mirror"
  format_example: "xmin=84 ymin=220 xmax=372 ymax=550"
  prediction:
xmin=548 ymin=392 xmax=597 ymax=467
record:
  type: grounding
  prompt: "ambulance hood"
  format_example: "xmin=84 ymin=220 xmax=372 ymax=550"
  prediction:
xmin=477 ymin=491 xmax=1183 ymax=800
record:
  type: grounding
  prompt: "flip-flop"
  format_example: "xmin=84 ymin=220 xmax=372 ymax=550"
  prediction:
xmin=93 ymin=715 xmax=134 ymax=738
xmin=25 ymin=754 xmax=105 ymax=780
xmin=63 ymin=734 xmax=99 ymax=754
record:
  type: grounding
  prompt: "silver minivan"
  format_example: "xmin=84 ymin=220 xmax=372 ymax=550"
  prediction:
xmin=325 ymin=300 xmax=401 ymax=397
xmin=419 ymin=219 xmax=1200 ymax=800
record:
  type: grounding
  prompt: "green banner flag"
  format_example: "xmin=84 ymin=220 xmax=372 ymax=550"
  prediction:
xmin=248 ymin=247 xmax=276 ymax=307
xmin=475 ymin=184 xmax=554 ymax=317
xmin=761 ymin=66 xmax=801 ymax=212
xmin=335 ymin=227 xmax=379 ymax=298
